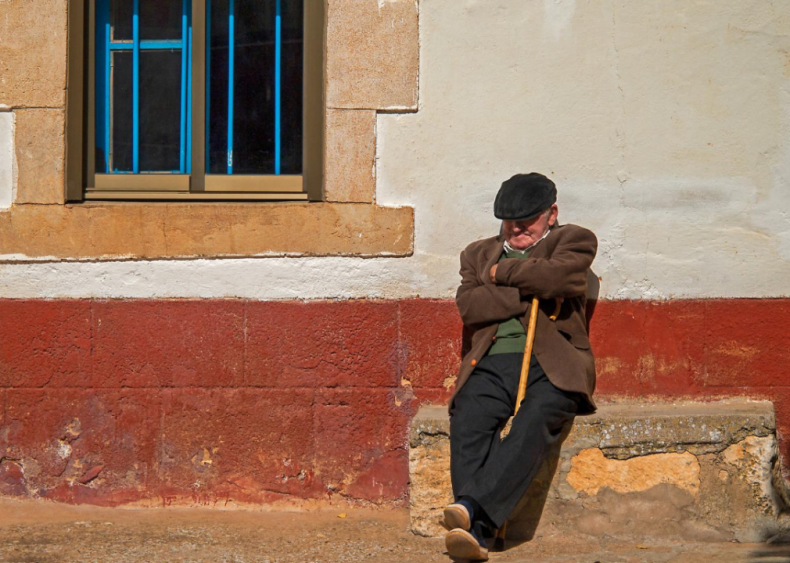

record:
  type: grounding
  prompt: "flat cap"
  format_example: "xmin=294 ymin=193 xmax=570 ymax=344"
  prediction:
xmin=494 ymin=173 xmax=557 ymax=221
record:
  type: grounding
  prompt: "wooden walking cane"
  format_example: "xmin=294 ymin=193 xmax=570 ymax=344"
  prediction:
xmin=494 ymin=295 xmax=540 ymax=550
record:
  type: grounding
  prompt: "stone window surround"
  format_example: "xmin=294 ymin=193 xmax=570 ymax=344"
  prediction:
xmin=0 ymin=0 xmax=418 ymax=261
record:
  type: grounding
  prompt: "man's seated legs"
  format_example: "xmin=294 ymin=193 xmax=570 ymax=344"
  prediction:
xmin=449 ymin=353 xmax=581 ymax=532
xmin=449 ymin=354 xmax=521 ymax=537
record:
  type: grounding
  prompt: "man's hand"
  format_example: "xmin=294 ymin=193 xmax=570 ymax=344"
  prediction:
xmin=489 ymin=264 xmax=498 ymax=283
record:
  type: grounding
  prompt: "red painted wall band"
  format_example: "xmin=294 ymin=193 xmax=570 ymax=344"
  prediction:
xmin=1 ymin=299 xmax=788 ymax=505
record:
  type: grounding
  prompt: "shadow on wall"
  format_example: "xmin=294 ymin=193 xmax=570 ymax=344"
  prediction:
xmin=586 ymin=270 xmax=600 ymax=332
xmin=498 ymin=422 xmax=574 ymax=546
xmin=748 ymin=545 xmax=790 ymax=563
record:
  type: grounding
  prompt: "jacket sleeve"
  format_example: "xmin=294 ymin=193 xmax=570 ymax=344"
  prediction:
xmin=456 ymin=248 xmax=527 ymax=327
xmin=493 ymin=228 xmax=597 ymax=299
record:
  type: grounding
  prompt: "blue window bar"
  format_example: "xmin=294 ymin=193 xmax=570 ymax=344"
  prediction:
xmin=96 ymin=0 xmax=303 ymax=178
xmin=95 ymin=0 xmax=191 ymax=174
xmin=206 ymin=0 xmax=302 ymax=176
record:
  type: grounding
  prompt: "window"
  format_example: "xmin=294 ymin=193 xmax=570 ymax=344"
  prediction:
xmin=66 ymin=0 xmax=324 ymax=201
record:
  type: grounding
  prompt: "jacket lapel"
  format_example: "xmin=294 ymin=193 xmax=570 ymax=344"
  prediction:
xmin=528 ymin=230 xmax=552 ymax=260
xmin=481 ymin=236 xmax=505 ymax=285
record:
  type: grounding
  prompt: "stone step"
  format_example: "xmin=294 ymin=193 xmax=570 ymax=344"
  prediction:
xmin=409 ymin=400 xmax=790 ymax=543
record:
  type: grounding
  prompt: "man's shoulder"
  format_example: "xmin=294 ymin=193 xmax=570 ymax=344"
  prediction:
xmin=461 ymin=235 xmax=501 ymax=257
xmin=551 ymin=224 xmax=598 ymax=246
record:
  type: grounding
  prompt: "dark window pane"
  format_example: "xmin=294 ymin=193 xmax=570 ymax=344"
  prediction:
xmin=140 ymin=50 xmax=183 ymax=172
xmin=111 ymin=0 xmax=133 ymax=41
xmin=140 ymin=0 xmax=183 ymax=41
xmin=111 ymin=51 xmax=133 ymax=172
xmin=208 ymin=0 xmax=303 ymax=175
xmin=233 ymin=0 xmax=276 ymax=174
xmin=279 ymin=0 xmax=303 ymax=174
xmin=111 ymin=1 xmax=184 ymax=42
xmin=207 ymin=0 xmax=230 ymax=173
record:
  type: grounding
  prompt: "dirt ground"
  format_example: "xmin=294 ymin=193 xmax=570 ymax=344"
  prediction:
xmin=0 ymin=499 xmax=788 ymax=563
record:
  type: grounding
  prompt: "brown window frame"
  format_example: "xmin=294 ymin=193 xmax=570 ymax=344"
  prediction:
xmin=65 ymin=0 xmax=325 ymax=202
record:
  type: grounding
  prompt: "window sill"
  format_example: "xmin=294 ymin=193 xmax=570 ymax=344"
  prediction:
xmin=84 ymin=191 xmax=310 ymax=201
xmin=0 ymin=201 xmax=413 ymax=260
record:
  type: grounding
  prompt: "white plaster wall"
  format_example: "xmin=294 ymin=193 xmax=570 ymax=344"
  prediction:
xmin=2 ymin=0 xmax=790 ymax=299
xmin=0 ymin=110 xmax=14 ymax=211
xmin=376 ymin=0 xmax=790 ymax=300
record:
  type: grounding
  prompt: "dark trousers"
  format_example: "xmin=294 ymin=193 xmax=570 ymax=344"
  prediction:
xmin=449 ymin=353 xmax=581 ymax=528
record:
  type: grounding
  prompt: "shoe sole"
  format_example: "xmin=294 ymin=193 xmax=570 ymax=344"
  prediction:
xmin=443 ymin=505 xmax=471 ymax=531
xmin=445 ymin=529 xmax=489 ymax=562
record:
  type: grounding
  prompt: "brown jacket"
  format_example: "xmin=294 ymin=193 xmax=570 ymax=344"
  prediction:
xmin=452 ymin=224 xmax=598 ymax=415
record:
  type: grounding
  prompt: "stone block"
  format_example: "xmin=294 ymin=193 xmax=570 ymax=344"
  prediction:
xmin=409 ymin=400 xmax=790 ymax=542
xmin=159 ymin=388 xmax=319 ymax=504
xmin=399 ymin=300 xmax=462 ymax=389
xmin=92 ymin=300 xmax=245 ymax=388
xmin=14 ymin=109 xmax=65 ymax=204
xmin=0 ymin=459 xmax=27 ymax=497
xmin=409 ymin=410 xmax=452 ymax=536
xmin=3 ymin=389 xmax=162 ymax=506
xmin=566 ymin=449 xmax=700 ymax=496
xmin=0 ymin=0 xmax=67 ymax=108
xmin=0 ymin=299 xmax=91 ymax=388
xmin=0 ymin=202 xmax=414 ymax=260
xmin=703 ymin=300 xmax=790 ymax=388
xmin=325 ymin=109 xmax=376 ymax=203
xmin=245 ymin=300 xmax=401 ymax=388
xmin=326 ymin=0 xmax=419 ymax=110
xmin=590 ymin=301 xmax=707 ymax=396
xmin=344 ymin=448 xmax=409 ymax=503
xmin=313 ymin=388 xmax=412 ymax=503
xmin=567 ymin=401 xmax=777 ymax=459
xmin=412 ymin=387 xmax=454 ymax=408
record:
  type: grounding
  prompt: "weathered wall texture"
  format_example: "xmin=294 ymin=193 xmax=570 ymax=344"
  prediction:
xmin=2 ymin=0 xmax=790 ymax=513
xmin=0 ymin=0 xmax=67 ymax=108
xmin=376 ymin=0 xmax=790 ymax=300
xmin=3 ymin=298 xmax=790 ymax=508
xmin=0 ymin=299 xmax=421 ymax=506
xmin=3 ymin=0 xmax=790 ymax=299
xmin=410 ymin=402 xmax=790 ymax=542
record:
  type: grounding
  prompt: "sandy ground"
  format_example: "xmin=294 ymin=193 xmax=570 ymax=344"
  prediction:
xmin=0 ymin=499 xmax=788 ymax=563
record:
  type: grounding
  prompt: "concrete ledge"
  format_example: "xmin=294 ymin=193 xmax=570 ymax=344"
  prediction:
xmin=409 ymin=400 xmax=790 ymax=543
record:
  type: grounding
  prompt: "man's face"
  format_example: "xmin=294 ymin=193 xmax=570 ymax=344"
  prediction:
xmin=502 ymin=204 xmax=559 ymax=250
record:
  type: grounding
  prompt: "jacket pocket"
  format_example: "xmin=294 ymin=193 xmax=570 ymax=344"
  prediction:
xmin=558 ymin=328 xmax=592 ymax=350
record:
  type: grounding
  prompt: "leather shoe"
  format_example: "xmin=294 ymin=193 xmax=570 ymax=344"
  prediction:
xmin=442 ymin=503 xmax=471 ymax=532
xmin=445 ymin=528 xmax=489 ymax=562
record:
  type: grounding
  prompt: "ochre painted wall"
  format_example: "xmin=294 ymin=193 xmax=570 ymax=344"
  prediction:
xmin=2 ymin=299 xmax=788 ymax=506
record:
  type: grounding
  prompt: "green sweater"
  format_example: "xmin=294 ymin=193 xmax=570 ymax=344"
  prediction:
xmin=487 ymin=248 xmax=531 ymax=355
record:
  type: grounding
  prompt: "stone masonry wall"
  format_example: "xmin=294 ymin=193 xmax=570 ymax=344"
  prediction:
xmin=410 ymin=402 xmax=790 ymax=543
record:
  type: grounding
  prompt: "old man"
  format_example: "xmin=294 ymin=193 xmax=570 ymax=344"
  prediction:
xmin=443 ymin=173 xmax=598 ymax=561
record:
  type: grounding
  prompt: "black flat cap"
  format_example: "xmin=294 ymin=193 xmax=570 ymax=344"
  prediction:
xmin=494 ymin=173 xmax=557 ymax=221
